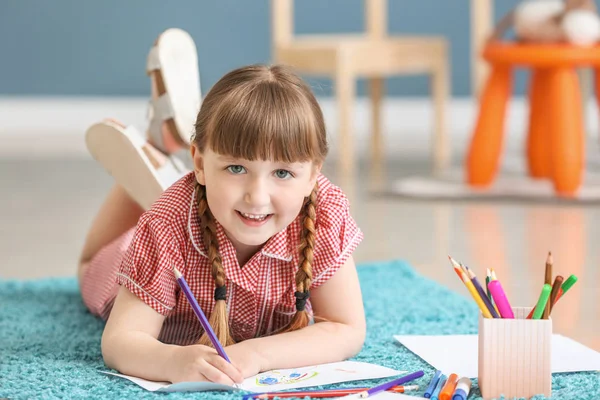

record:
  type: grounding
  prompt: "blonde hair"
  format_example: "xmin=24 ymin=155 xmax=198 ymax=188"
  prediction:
xmin=193 ymin=64 xmax=328 ymax=346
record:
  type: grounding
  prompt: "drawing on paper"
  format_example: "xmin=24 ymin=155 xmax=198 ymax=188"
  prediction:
xmin=256 ymin=370 xmax=319 ymax=386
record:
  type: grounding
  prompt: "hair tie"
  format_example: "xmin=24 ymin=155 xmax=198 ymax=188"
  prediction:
xmin=214 ymin=285 xmax=227 ymax=301
xmin=294 ymin=291 xmax=310 ymax=311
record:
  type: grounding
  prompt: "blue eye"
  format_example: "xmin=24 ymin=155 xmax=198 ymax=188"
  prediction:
xmin=227 ymin=165 xmax=246 ymax=174
xmin=275 ymin=169 xmax=293 ymax=179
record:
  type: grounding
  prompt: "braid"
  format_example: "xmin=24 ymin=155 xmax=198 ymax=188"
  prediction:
xmin=196 ymin=184 xmax=235 ymax=346
xmin=276 ymin=183 xmax=318 ymax=334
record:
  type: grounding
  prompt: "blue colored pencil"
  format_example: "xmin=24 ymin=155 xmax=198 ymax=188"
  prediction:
xmin=174 ymin=267 xmax=230 ymax=362
xmin=357 ymin=370 xmax=424 ymax=398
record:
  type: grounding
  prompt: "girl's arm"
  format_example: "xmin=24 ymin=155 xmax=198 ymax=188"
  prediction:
xmin=101 ymin=286 xmax=243 ymax=384
xmin=226 ymin=256 xmax=366 ymax=375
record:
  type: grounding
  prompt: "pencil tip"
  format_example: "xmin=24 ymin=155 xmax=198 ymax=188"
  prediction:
xmin=547 ymin=252 xmax=553 ymax=264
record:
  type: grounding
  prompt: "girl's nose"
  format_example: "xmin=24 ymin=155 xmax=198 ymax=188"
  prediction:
xmin=244 ymin=178 xmax=270 ymax=207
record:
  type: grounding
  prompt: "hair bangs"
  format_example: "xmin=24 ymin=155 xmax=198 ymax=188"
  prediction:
xmin=207 ymin=80 xmax=321 ymax=163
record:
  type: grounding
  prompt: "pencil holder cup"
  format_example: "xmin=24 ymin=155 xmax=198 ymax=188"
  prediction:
xmin=478 ymin=307 xmax=552 ymax=400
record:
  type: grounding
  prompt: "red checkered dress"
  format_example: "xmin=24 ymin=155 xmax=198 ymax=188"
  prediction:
xmin=80 ymin=172 xmax=363 ymax=345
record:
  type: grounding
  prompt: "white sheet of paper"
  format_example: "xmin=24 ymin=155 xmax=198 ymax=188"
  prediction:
xmin=394 ymin=334 xmax=600 ymax=378
xmin=102 ymin=360 xmax=405 ymax=393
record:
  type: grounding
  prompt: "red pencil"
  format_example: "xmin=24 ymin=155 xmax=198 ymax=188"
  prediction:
xmin=246 ymin=384 xmax=419 ymax=399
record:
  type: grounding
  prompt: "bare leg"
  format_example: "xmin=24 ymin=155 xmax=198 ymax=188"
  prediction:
xmin=77 ymin=185 xmax=143 ymax=282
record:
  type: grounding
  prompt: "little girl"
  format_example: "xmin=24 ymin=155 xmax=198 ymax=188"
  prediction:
xmin=78 ymin=64 xmax=366 ymax=385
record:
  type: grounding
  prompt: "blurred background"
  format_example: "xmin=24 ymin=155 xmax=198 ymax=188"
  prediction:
xmin=0 ymin=0 xmax=598 ymax=351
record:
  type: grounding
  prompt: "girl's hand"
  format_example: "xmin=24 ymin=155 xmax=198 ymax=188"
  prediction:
xmin=225 ymin=341 xmax=265 ymax=379
xmin=167 ymin=344 xmax=244 ymax=384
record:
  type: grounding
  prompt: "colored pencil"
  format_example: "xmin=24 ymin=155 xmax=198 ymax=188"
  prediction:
xmin=486 ymin=268 xmax=500 ymax=316
xmin=358 ymin=370 xmax=424 ymax=398
xmin=464 ymin=266 xmax=500 ymax=318
xmin=448 ymin=257 xmax=493 ymax=318
xmin=543 ymin=252 xmax=553 ymax=318
xmin=173 ymin=267 xmax=230 ymax=362
xmin=244 ymin=385 xmax=419 ymax=399
xmin=491 ymin=269 xmax=498 ymax=281
xmin=485 ymin=269 xmax=492 ymax=301
xmin=548 ymin=275 xmax=564 ymax=315
xmin=527 ymin=274 xmax=577 ymax=319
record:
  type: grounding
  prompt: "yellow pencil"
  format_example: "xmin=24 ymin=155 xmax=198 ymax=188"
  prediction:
xmin=461 ymin=272 xmax=493 ymax=318
xmin=449 ymin=257 xmax=493 ymax=318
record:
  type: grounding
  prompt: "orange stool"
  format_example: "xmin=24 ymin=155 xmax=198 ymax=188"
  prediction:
xmin=466 ymin=41 xmax=600 ymax=197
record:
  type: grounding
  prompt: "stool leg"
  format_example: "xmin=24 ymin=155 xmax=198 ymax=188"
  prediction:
xmin=527 ymin=69 xmax=552 ymax=179
xmin=547 ymin=68 xmax=584 ymax=196
xmin=466 ymin=66 xmax=512 ymax=186
xmin=595 ymin=69 xmax=600 ymax=149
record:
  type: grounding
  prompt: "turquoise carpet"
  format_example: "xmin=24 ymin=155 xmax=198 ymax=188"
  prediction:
xmin=1 ymin=260 xmax=598 ymax=399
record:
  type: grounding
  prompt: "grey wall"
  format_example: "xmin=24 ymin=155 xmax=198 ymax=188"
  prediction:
xmin=2 ymin=0 xmax=530 ymax=97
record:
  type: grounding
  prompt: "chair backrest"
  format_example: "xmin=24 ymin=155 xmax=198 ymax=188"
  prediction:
xmin=271 ymin=0 xmax=388 ymax=47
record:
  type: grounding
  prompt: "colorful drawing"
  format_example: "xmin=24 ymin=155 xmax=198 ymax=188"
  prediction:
xmin=256 ymin=370 xmax=319 ymax=386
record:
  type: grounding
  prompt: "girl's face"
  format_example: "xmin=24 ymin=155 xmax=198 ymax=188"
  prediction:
xmin=192 ymin=147 xmax=320 ymax=256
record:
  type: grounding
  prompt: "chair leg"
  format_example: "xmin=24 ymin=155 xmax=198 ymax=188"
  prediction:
xmin=466 ymin=66 xmax=512 ymax=186
xmin=527 ymin=69 xmax=552 ymax=179
xmin=432 ymin=57 xmax=450 ymax=174
xmin=547 ymin=68 xmax=584 ymax=196
xmin=369 ymin=77 xmax=384 ymax=187
xmin=335 ymin=61 xmax=356 ymax=188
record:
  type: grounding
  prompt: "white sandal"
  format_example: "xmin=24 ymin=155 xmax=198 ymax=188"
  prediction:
xmin=146 ymin=28 xmax=201 ymax=154
xmin=85 ymin=120 xmax=187 ymax=210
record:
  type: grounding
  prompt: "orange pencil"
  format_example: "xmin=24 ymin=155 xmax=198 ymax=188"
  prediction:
xmin=448 ymin=257 xmax=493 ymax=319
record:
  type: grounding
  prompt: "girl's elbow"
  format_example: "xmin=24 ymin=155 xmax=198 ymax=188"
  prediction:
xmin=100 ymin=331 xmax=119 ymax=370
xmin=352 ymin=324 xmax=367 ymax=354
xmin=343 ymin=322 xmax=366 ymax=358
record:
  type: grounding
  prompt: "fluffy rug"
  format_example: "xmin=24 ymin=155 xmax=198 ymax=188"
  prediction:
xmin=1 ymin=260 xmax=598 ymax=399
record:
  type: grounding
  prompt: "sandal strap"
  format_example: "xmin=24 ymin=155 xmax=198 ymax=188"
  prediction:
xmin=146 ymin=46 xmax=161 ymax=73
xmin=123 ymin=125 xmax=147 ymax=149
xmin=147 ymin=94 xmax=175 ymax=153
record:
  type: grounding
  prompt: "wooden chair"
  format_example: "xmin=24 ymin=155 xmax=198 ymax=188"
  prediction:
xmin=271 ymin=0 xmax=450 ymax=182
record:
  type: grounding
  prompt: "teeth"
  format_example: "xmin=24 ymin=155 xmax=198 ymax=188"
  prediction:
xmin=241 ymin=212 xmax=268 ymax=221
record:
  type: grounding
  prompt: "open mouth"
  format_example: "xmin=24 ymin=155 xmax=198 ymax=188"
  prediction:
xmin=236 ymin=211 xmax=272 ymax=222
